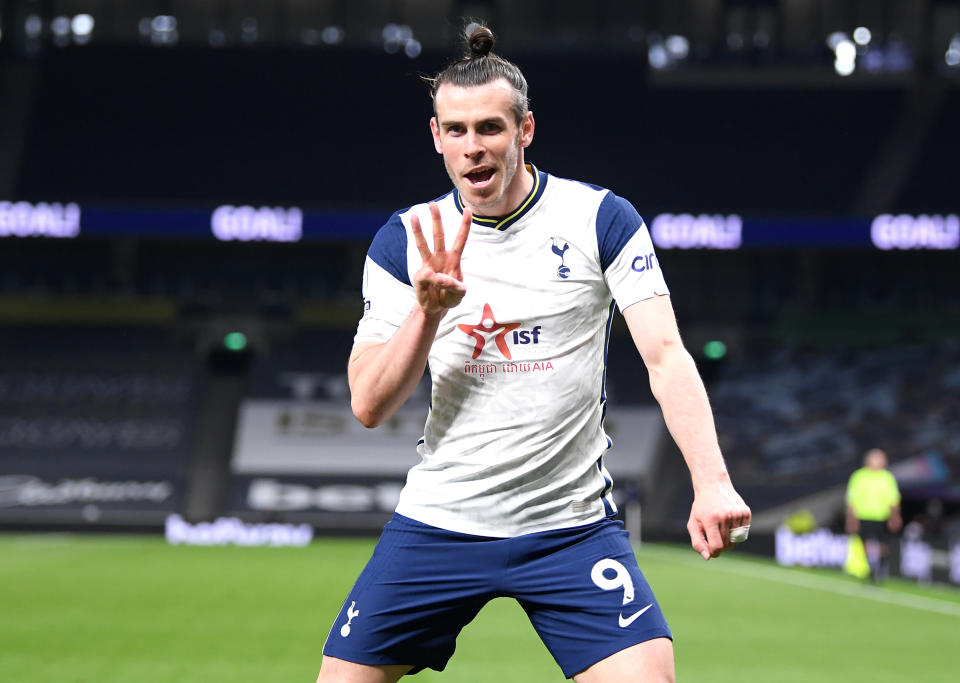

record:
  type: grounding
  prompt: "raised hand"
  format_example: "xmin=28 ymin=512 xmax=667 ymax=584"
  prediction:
xmin=410 ymin=202 xmax=472 ymax=318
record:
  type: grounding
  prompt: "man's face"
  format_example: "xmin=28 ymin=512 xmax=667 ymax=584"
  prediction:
xmin=430 ymin=79 xmax=534 ymax=216
xmin=865 ymin=449 xmax=887 ymax=469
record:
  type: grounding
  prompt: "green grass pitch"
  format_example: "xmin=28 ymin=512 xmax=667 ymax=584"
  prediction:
xmin=1 ymin=534 xmax=958 ymax=682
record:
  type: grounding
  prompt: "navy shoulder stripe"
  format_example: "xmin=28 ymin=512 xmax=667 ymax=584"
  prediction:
xmin=367 ymin=211 xmax=411 ymax=286
xmin=596 ymin=192 xmax=644 ymax=272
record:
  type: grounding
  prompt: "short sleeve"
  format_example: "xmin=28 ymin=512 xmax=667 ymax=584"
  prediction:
xmin=846 ymin=470 xmax=868 ymax=508
xmin=597 ymin=192 xmax=669 ymax=311
xmin=886 ymin=472 xmax=901 ymax=506
xmin=354 ymin=213 xmax=416 ymax=344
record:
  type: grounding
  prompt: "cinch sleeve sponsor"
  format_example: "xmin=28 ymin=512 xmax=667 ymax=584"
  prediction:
xmin=354 ymin=213 xmax=416 ymax=344
xmin=597 ymin=194 xmax=669 ymax=311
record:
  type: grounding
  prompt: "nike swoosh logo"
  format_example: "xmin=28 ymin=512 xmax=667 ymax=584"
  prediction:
xmin=619 ymin=603 xmax=653 ymax=628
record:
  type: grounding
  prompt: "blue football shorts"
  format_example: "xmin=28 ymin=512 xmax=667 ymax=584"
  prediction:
xmin=322 ymin=512 xmax=672 ymax=678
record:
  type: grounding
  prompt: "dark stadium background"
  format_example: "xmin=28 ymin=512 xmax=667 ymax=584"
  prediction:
xmin=1 ymin=0 xmax=958 ymax=583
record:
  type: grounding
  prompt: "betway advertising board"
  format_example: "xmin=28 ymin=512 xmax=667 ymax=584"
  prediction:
xmin=775 ymin=526 xmax=960 ymax=586
xmin=229 ymin=398 xmax=662 ymax=530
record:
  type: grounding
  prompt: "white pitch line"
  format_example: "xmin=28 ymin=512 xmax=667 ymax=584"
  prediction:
xmin=637 ymin=543 xmax=960 ymax=618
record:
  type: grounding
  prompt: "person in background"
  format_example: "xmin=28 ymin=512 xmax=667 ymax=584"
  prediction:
xmin=846 ymin=448 xmax=902 ymax=582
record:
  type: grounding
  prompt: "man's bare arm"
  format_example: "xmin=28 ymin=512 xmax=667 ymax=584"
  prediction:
xmin=349 ymin=312 xmax=441 ymax=428
xmin=622 ymin=294 xmax=750 ymax=559
xmin=349 ymin=203 xmax=472 ymax=428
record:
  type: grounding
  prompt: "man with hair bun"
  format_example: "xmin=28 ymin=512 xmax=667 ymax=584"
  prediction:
xmin=318 ymin=23 xmax=750 ymax=682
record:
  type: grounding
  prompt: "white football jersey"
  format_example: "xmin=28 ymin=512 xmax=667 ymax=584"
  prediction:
xmin=355 ymin=165 xmax=669 ymax=537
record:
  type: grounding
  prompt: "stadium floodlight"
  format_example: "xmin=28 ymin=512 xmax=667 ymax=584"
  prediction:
xmin=382 ymin=24 xmax=413 ymax=43
xmin=51 ymin=16 xmax=70 ymax=37
xmin=853 ymin=27 xmax=871 ymax=46
xmin=405 ymin=39 xmax=422 ymax=59
xmin=947 ymin=35 xmax=960 ymax=67
xmin=382 ymin=23 xmax=415 ymax=56
xmin=826 ymin=31 xmax=848 ymax=51
xmin=834 ymin=57 xmax=855 ymax=76
xmin=665 ymin=34 xmax=689 ymax=60
xmin=834 ymin=38 xmax=856 ymax=76
xmin=382 ymin=23 xmax=400 ymax=42
xmin=834 ymin=39 xmax=856 ymax=62
xmin=51 ymin=15 xmax=70 ymax=46
xmin=382 ymin=23 xmax=401 ymax=53
xmin=151 ymin=15 xmax=176 ymax=33
xmin=72 ymin=14 xmax=94 ymax=37
xmin=71 ymin=14 xmax=94 ymax=45
xmin=648 ymin=43 xmax=669 ymax=69
xmin=24 ymin=14 xmax=42 ymax=39
xmin=147 ymin=15 xmax=178 ymax=46
xmin=321 ymin=26 xmax=344 ymax=45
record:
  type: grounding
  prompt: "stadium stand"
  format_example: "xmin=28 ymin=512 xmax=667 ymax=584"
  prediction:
xmin=712 ymin=343 xmax=960 ymax=511
xmin=13 ymin=47 xmax=908 ymax=215
xmin=1 ymin=0 xmax=958 ymax=543
xmin=897 ymin=88 xmax=960 ymax=213
xmin=0 ymin=326 xmax=201 ymax=526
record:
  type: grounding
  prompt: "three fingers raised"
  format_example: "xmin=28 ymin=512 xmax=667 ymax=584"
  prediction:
xmin=411 ymin=202 xmax=472 ymax=261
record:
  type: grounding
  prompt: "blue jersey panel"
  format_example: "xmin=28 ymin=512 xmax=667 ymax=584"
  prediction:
xmin=596 ymin=192 xmax=645 ymax=272
xmin=367 ymin=211 xmax=411 ymax=286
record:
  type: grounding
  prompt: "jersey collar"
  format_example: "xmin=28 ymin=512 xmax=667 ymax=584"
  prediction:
xmin=454 ymin=164 xmax=548 ymax=232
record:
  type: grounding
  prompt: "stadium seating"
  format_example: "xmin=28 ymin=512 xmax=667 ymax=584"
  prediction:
xmin=14 ymin=47 xmax=910 ymax=215
xmin=0 ymin=326 xmax=202 ymax=526
xmin=711 ymin=343 xmax=960 ymax=512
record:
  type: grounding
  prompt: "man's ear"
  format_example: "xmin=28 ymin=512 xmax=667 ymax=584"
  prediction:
xmin=520 ymin=111 xmax=535 ymax=148
xmin=430 ymin=117 xmax=443 ymax=154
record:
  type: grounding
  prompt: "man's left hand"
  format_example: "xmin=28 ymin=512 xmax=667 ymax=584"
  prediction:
xmin=687 ymin=483 xmax=751 ymax=560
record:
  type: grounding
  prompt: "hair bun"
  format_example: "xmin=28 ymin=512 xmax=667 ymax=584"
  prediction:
xmin=467 ymin=25 xmax=494 ymax=57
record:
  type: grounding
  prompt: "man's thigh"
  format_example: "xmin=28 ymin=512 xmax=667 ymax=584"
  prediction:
xmin=573 ymin=638 xmax=675 ymax=683
xmin=316 ymin=656 xmax=411 ymax=683
xmin=507 ymin=517 xmax=673 ymax=679
xmin=321 ymin=514 xmax=501 ymax=674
